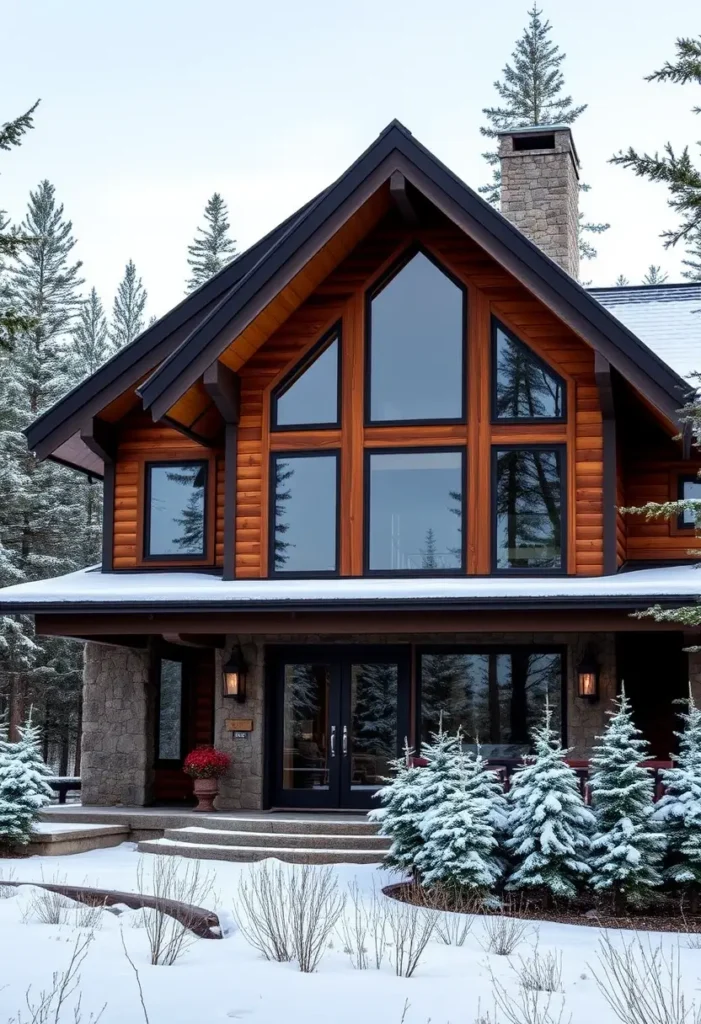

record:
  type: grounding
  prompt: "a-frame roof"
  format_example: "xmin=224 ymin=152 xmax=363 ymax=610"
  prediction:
xmin=26 ymin=120 xmax=694 ymax=475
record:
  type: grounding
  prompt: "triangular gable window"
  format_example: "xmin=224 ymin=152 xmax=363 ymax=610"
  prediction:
xmin=272 ymin=326 xmax=341 ymax=430
xmin=492 ymin=319 xmax=566 ymax=422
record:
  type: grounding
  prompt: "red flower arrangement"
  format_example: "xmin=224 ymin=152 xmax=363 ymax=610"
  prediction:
xmin=183 ymin=747 xmax=231 ymax=780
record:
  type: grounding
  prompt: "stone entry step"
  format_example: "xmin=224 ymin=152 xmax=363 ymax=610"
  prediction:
xmin=138 ymin=837 xmax=385 ymax=865
xmin=161 ymin=826 xmax=389 ymax=851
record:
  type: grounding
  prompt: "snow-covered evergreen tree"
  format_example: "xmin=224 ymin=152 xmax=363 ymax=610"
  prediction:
xmin=479 ymin=5 xmax=608 ymax=262
xmin=186 ymin=193 xmax=237 ymax=292
xmin=109 ymin=259 xmax=146 ymax=353
xmin=506 ymin=701 xmax=594 ymax=901
xmin=0 ymin=710 xmax=54 ymax=847
xmin=642 ymin=265 xmax=669 ymax=285
xmin=589 ymin=688 xmax=666 ymax=906
xmin=67 ymin=286 xmax=110 ymax=381
xmin=417 ymin=734 xmax=502 ymax=891
xmin=369 ymin=742 xmax=427 ymax=873
xmin=465 ymin=744 xmax=510 ymax=869
xmin=655 ymin=689 xmax=701 ymax=898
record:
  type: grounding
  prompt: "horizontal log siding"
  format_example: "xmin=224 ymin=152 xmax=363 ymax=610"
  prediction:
xmin=112 ymin=411 xmax=220 ymax=569
xmin=234 ymin=212 xmax=605 ymax=578
xmin=625 ymin=459 xmax=701 ymax=561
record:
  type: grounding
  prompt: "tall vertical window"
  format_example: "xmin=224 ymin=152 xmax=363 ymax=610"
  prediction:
xmin=493 ymin=447 xmax=565 ymax=571
xmin=492 ymin=320 xmax=565 ymax=422
xmin=419 ymin=648 xmax=563 ymax=755
xmin=367 ymin=250 xmax=465 ymax=424
xmin=272 ymin=327 xmax=341 ymax=429
xmin=157 ymin=658 xmax=183 ymax=761
xmin=271 ymin=452 xmax=339 ymax=575
xmin=366 ymin=449 xmax=464 ymax=573
xmin=679 ymin=475 xmax=701 ymax=529
xmin=145 ymin=461 xmax=207 ymax=558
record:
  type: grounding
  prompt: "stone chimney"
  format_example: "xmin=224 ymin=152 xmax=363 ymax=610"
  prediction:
xmin=498 ymin=125 xmax=580 ymax=280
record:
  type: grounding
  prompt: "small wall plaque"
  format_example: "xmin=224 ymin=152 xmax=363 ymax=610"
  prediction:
xmin=226 ymin=718 xmax=254 ymax=733
xmin=233 ymin=731 xmax=250 ymax=740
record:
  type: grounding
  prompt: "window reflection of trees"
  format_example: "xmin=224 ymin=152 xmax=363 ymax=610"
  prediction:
xmin=421 ymin=651 xmax=562 ymax=756
xmin=495 ymin=328 xmax=564 ymax=420
xmin=273 ymin=459 xmax=294 ymax=570
xmin=496 ymin=449 xmax=561 ymax=569
xmin=164 ymin=464 xmax=205 ymax=554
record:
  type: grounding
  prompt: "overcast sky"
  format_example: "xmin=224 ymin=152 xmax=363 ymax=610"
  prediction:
xmin=2 ymin=0 xmax=700 ymax=321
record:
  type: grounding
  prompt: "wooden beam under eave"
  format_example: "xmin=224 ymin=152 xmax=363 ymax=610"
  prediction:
xmin=203 ymin=362 xmax=241 ymax=581
xmin=389 ymin=171 xmax=419 ymax=225
xmin=80 ymin=417 xmax=117 ymax=463
xmin=595 ymin=353 xmax=618 ymax=575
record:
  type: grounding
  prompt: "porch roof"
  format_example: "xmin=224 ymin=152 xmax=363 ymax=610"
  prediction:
xmin=0 ymin=563 xmax=699 ymax=614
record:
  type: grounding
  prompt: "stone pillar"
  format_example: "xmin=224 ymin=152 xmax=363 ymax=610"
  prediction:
xmin=566 ymin=633 xmax=617 ymax=757
xmin=213 ymin=636 xmax=265 ymax=810
xmin=81 ymin=642 xmax=154 ymax=806
xmin=498 ymin=126 xmax=580 ymax=280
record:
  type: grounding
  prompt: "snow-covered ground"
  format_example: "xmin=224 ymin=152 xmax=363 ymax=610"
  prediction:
xmin=0 ymin=843 xmax=699 ymax=1024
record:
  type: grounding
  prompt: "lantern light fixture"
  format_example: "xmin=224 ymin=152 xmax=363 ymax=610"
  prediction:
xmin=577 ymin=648 xmax=600 ymax=702
xmin=222 ymin=646 xmax=247 ymax=703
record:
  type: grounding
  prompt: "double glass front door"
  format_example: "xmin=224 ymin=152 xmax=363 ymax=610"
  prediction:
xmin=271 ymin=647 xmax=410 ymax=809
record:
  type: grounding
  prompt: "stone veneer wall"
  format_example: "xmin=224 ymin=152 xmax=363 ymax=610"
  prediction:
xmin=213 ymin=637 xmax=266 ymax=810
xmin=81 ymin=642 xmax=154 ymax=806
xmin=499 ymin=128 xmax=580 ymax=280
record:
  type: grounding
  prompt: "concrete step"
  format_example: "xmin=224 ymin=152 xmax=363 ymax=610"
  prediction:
xmin=41 ymin=810 xmax=380 ymax=837
xmin=200 ymin=816 xmax=381 ymax=837
xmin=137 ymin=838 xmax=385 ymax=865
xmin=163 ymin=826 xmax=390 ymax=851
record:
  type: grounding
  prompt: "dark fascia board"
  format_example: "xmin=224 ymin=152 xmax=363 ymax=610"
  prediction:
xmin=24 ymin=187 xmax=330 ymax=463
xmin=135 ymin=120 xmax=692 ymax=428
xmin=2 ymin=593 xmax=696 ymax=616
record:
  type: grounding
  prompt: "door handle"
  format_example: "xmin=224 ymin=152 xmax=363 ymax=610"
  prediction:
xmin=330 ymin=725 xmax=336 ymax=758
xmin=342 ymin=725 xmax=348 ymax=757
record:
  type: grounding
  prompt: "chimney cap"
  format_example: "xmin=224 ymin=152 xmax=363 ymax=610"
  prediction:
xmin=495 ymin=123 xmax=573 ymax=136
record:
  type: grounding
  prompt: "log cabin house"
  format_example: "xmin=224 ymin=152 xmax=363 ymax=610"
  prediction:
xmin=1 ymin=121 xmax=700 ymax=810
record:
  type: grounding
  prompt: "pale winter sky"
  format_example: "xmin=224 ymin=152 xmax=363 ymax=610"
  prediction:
xmin=2 ymin=0 xmax=700 ymax=321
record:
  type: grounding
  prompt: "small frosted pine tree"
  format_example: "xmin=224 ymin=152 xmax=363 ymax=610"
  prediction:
xmin=369 ymin=742 xmax=427 ymax=873
xmin=465 ymin=743 xmax=510 ymax=870
xmin=417 ymin=736 xmax=501 ymax=891
xmin=589 ymin=688 xmax=666 ymax=907
xmin=0 ymin=711 xmax=54 ymax=847
xmin=654 ymin=688 xmax=701 ymax=902
xmin=506 ymin=701 xmax=595 ymax=902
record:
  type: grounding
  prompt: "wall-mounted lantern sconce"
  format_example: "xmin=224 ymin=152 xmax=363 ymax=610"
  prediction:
xmin=222 ymin=646 xmax=247 ymax=703
xmin=577 ymin=648 xmax=600 ymax=702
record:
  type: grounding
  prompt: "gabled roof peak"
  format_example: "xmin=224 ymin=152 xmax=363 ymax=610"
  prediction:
xmin=377 ymin=119 xmax=413 ymax=138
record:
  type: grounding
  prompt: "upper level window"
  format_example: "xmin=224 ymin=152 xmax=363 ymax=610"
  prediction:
xmin=492 ymin=320 xmax=565 ymax=422
xmin=493 ymin=447 xmax=565 ymax=572
xmin=272 ymin=326 xmax=340 ymax=430
xmin=145 ymin=461 xmax=207 ymax=559
xmin=679 ymin=475 xmax=701 ymax=529
xmin=366 ymin=448 xmax=464 ymax=573
xmin=271 ymin=452 xmax=339 ymax=575
xmin=367 ymin=250 xmax=465 ymax=424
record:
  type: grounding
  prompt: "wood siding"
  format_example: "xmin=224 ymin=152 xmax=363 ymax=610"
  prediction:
xmin=235 ymin=210 xmax=603 ymax=577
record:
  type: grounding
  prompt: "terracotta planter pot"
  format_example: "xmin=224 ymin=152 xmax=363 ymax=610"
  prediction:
xmin=192 ymin=777 xmax=219 ymax=813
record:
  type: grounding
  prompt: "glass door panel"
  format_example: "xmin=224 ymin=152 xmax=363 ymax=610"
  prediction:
xmin=348 ymin=663 xmax=398 ymax=791
xmin=281 ymin=663 xmax=336 ymax=799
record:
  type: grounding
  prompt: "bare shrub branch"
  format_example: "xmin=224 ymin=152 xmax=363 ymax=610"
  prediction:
xmin=489 ymin=963 xmax=570 ymax=1024
xmin=232 ymin=861 xmax=294 ymax=962
xmin=136 ymin=855 xmax=214 ymax=966
xmin=340 ymin=880 xmax=370 ymax=969
xmin=120 ymin=929 xmax=150 ymax=1024
xmin=590 ymin=931 xmax=701 ymax=1024
xmin=8 ymin=933 xmax=106 ymax=1024
xmin=416 ymin=884 xmax=476 ymax=946
xmin=480 ymin=899 xmax=533 ymax=956
xmin=386 ymin=895 xmax=438 ymax=978
xmin=288 ymin=864 xmax=346 ymax=973
xmin=514 ymin=944 xmax=563 ymax=993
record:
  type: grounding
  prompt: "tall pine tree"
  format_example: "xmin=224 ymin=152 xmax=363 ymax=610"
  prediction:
xmin=479 ymin=5 xmax=608 ymax=263
xmin=611 ymin=37 xmax=701 ymax=271
xmin=655 ymin=689 xmax=701 ymax=902
xmin=0 ymin=181 xmax=85 ymax=745
xmin=186 ymin=193 xmax=237 ymax=293
xmin=68 ymin=287 xmax=110 ymax=380
xmin=589 ymin=688 xmax=666 ymax=908
xmin=109 ymin=259 xmax=146 ymax=353
xmin=0 ymin=101 xmax=39 ymax=350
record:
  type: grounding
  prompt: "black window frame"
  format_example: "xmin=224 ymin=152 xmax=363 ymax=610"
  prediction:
xmin=143 ymin=458 xmax=209 ymax=561
xmin=364 ymin=245 xmax=468 ymax=428
xmin=363 ymin=445 xmax=467 ymax=577
xmin=153 ymin=649 xmax=187 ymax=766
xmin=268 ymin=449 xmax=341 ymax=579
xmin=491 ymin=317 xmax=567 ymax=425
xmin=416 ymin=643 xmax=568 ymax=752
xmin=270 ymin=322 xmax=342 ymax=432
xmin=678 ymin=473 xmax=701 ymax=531
xmin=491 ymin=443 xmax=568 ymax=576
